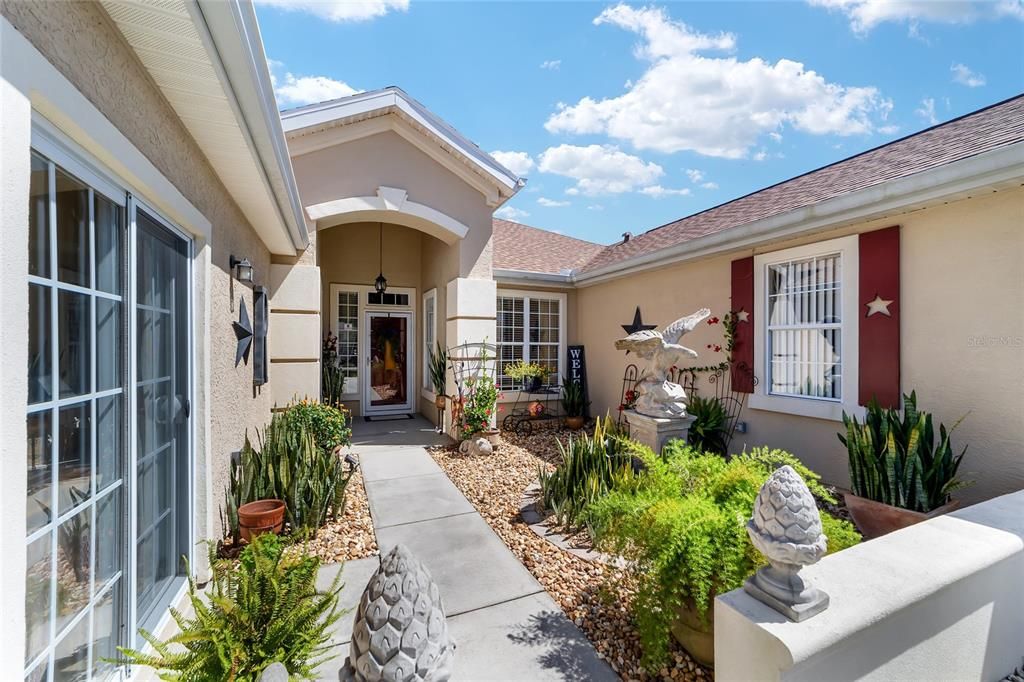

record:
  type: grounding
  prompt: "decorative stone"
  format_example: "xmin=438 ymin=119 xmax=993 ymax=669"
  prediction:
xmin=614 ymin=308 xmax=710 ymax=418
xmin=258 ymin=662 xmax=289 ymax=682
xmin=348 ymin=545 xmax=455 ymax=681
xmin=458 ymin=437 xmax=492 ymax=457
xmin=744 ymin=465 xmax=829 ymax=622
xmin=623 ymin=410 xmax=695 ymax=455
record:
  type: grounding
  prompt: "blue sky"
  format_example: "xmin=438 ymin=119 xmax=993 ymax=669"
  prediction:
xmin=256 ymin=1 xmax=1024 ymax=245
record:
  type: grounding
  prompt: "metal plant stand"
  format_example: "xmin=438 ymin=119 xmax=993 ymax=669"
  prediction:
xmin=501 ymin=385 xmax=563 ymax=436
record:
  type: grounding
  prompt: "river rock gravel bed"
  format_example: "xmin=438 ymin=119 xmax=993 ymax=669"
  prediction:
xmin=428 ymin=428 xmax=709 ymax=681
xmin=299 ymin=467 xmax=378 ymax=563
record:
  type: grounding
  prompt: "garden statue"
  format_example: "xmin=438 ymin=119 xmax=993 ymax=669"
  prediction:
xmin=745 ymin=465 xmax=830 ymax=622
xmin=614 ymin=307 xmax=710 ymax=418
xmin=459 ymin=436 xmax=492 ymax=457
xmin=348 ymin=544 xmax=455 ymax=681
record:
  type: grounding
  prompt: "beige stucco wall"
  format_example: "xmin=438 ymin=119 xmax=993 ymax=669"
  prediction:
xmin=576 ymin=187 xmax=1024 ymax=504
xmin=290 ymin=129 xmax=493 ymax=279
xmin=1 ymin=0 xmax=278 ymax=543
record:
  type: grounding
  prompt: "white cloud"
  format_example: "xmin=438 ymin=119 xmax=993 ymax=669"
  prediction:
xmin=701 ymin=181 xmax=719 ymax=190
xmin=494 ymin=205 xmax=530 ymax=221
xmin=639 ymin=185 xmax=692 ymax=198
xmin=769 ymin=131 xmax=784 ymax=143
xmin=256 ymin=0 xmax=408 ymax=22
xmin=537 ymin=144 xmax=663 ymax=196
xmin=490 ymin=150 xmax=535 ymax=177
xmin=951 ymin=63 xmax=987 ymax=87
xmin=915 ymin=97 xmax=938 ymax=125
xmin=685 ymin=168 xmax=705 ymax=183
xmin=753 ymin=150 xmax=768 ymax=162
xmin=272 ymin=70 xmax=359 ymax=107
xmin=544 ymin=4 xmax=891 ymax=159
xmin=587 ymin=204 xmax=605 ymax=211
xmin=537 ymin=197 xmax=571 ymax=207
xmin=809 ymin=0 xmax=1023 ymax=34
xmin=540 ymin=59 xmax=562 ymax=70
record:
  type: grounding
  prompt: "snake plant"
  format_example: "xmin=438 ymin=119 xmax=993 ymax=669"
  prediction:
xmin=839 ymin=391 xmax=969 ymax=513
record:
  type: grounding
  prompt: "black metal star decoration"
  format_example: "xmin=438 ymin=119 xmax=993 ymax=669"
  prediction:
xmin=621 ymin=306 xmax=657 ymax=335
xmin=233 ymin=298 xmax=253 ymax=367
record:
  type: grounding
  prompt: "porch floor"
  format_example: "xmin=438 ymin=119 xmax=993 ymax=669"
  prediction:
xmin=314 ymin=416 xmax=617 ymax=681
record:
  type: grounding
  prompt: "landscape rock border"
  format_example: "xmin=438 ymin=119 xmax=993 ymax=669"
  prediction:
xmin=518 ymin=482 xmax=623 ymax=566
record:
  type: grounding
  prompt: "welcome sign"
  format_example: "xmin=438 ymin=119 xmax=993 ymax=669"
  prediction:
xmin=567 ymin=345 xmax=589 ymax=417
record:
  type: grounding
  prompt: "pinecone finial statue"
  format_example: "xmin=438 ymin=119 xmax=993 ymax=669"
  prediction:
xmin=744 ymin=465 xmax=830 ymax=622
xmin=348 ymin=544 xmax=455 ymax=681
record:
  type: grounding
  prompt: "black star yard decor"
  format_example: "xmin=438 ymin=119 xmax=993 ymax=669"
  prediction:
xmin=233 ymin=298 xmax=254 ymax=367
xmin=621 ymin=306 xmax=657 ymax=335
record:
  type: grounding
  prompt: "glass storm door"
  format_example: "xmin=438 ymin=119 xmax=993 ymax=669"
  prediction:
xmin=132 ymin=208 xmax=190 ymax=635
xmin=365 ymin=312 xmax=413 ymax=414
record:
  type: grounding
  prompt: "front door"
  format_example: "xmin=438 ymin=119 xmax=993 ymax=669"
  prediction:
xmin=364 ymin=312 xmax=413 ymax=415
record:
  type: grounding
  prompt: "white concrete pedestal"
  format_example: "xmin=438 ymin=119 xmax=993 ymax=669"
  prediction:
xmin=624 ymin=410 xmax=695 ymax=454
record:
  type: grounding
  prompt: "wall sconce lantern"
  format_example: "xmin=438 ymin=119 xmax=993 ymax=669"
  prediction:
xmin=374 ymin=222 xmax=388 ymax=295
xmin=230 ymin=255 xmax=254 ymax=283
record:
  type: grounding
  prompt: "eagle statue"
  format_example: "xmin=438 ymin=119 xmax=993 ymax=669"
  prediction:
xmin=615 ymin=308 xmax=711 ymax=418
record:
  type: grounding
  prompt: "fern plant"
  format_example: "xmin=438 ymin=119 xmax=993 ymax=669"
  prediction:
xmin=115 ymin=534 xmax=344 ymax=681
xmin=839 ymin=391 xmax=969 ymax=512
xmin=538 ymin=416 xmax=633 ymax=527
xmin=588 ymin=442 xmax=859 ymax=668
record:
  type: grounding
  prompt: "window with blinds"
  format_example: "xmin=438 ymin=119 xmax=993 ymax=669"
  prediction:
xmin=766 ymin=252 xmax=843 ymax=401
xmin=496 ymin=294 xmax=561 ymax=391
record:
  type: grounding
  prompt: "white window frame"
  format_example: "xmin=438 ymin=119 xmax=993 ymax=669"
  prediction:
xmin=328 ymin=283 xmax=416 ymax=408
xmin=495 ymin=289 xmax=567 ymax=404
xmin=750 ymin=234 xmax=861 ymax=421
xmin=422 ymin=288 xmax=437 ymax=397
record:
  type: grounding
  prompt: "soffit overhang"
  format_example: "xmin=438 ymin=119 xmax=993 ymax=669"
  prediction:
xmin=100 ymin=0 xmax=308 ymax=255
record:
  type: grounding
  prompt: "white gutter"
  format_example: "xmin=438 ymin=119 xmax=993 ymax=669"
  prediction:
xmin=281 ymin=87 xmax=523 ymax=195
xmin=493 ymin=268 xmax=575 ymax=287
xmin=191 ymin=0 xmax=309 ymax=251
xmin=574 ymin=143 xmax=1024 ymax=286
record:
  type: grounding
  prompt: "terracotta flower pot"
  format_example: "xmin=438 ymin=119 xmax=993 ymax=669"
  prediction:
xmin=670 ymin=598 xmax=715 ymax=667
xmin=564 ymin=416 xmax=585 ymax=430
xmin=477 ymin=429 xmax=501 ymax=447
xmin=844 ymin=492 xmax=960 ymax=540
xmin=434 ymin=395 xmax=446 ymax=410
xmin=237 ymin=499 xmax=285 ymax=542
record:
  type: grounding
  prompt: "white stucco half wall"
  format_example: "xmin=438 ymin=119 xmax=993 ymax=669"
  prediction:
xmin=716 ymin=490 xmax=1024 ymax=682
xmin=307 ymin=185 xmax=470 ymax=245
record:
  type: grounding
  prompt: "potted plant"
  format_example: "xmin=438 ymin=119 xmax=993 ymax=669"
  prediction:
xmin=589 ymin=443 xmax=860 ymax=668
xmin=560 ymin=377 xmax=589 ymax=430
xmin=428 ymin=342 xmax=448 ymax=409
xmin=504 ymin=359 xmax=550 ymax=392
xmin=839 ymin=391 xmax=969 ymax=539
xmin=237 ymin=499 xmax=286 ymax=542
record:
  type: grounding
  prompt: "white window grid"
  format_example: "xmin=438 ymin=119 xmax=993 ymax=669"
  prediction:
xmin=496 ymin=295 xmax=562 ymax=391
xmin=766 ymin=252 xmax=843 ymax=401
xmin=25 ymin=151 xmax=127 ymax=682
xmin=422 ymin=290 xmax=436 ymax=392
xmin=336 ymin=291 xmax=359 ymax=393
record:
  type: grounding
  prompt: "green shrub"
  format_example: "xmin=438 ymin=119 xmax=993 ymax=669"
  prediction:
xmin=686 ymin=395 xmax=729 ymax=455
xmin=538 ymin=416 xmax=633 ymax=527
xmin=588 ymin=442 xmax=859 ymax=668
xmin=288 ymin=400 xmax=352 ymax=457
xmin=559 ymin=377 xmax=590 ymax=418
xmin=839 ymin=391 xmax=969 ymax=512
xmin=459 ymin=374 xmax=499 ymax=439
xmin=116 ymin=534 xmax=344 ymax=681
xmin=223 ymin=407 xmax=355 ymax=540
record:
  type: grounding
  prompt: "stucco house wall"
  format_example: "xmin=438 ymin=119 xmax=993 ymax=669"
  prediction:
xmin=1 ymin=0 xmax=279 ymax=563
xmin=576 ymin=187 xmax=1024 ymax=504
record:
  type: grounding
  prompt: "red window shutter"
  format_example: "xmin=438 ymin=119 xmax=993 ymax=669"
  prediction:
xmin=731 ymin=256 xmax=755 ymax=393
xmin=858 ymin=226 xmax=900 ymax=408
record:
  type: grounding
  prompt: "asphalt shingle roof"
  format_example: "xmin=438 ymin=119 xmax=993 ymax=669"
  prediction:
xmin=492 ymin=218 xmax=605 ymax=274
xmin=491 ymin=96 xmax=1024 ymax=278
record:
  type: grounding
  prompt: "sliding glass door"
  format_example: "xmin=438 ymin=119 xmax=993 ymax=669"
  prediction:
xmin=25 ymin=147 xmax=192 ymax=681
xmin=132 ymin=208 xmax=190 ymax=636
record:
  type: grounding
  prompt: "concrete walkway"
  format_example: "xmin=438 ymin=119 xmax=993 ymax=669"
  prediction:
xmin=316 ymin=416 xmax=617 ymax=681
